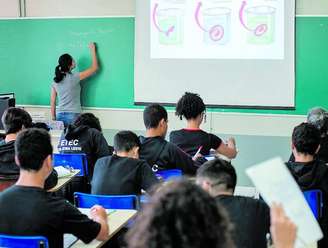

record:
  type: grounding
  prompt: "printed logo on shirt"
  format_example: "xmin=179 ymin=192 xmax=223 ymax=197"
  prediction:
xmin=58 ymin=139 xmax=82 ymax=152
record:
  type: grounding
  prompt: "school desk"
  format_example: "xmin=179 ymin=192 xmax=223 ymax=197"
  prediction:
xmin=48 ymin=169 xmax=80 ymax=192
xmin=66 ymin=209 xmax=137 ymax=248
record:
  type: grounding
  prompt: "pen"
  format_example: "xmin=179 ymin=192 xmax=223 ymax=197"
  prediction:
xmin=193 ymin=146 xmax=203 ymax=160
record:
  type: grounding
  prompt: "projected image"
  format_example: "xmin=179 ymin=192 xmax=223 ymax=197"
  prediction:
xmin=152 ymin=3 xmax=185 ymax=45
xmin=195 ymin=2 xmax=231 ymax=45
xmin=239 ymin=1 xmax=276 ymax=44
xmin=150 ymin=0 xmax=284 ymax=59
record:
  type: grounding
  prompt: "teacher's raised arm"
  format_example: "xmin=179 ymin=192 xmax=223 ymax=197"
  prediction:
xmin=79 ymin=42 xmax=99 ymax=81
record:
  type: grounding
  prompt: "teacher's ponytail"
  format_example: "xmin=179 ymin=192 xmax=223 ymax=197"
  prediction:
xmin=53 ymin=53 xmax=73 ymax=83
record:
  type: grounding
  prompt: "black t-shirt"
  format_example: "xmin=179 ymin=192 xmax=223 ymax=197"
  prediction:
xmin=58 ymin=125 xmax=111 ymax=176
xmin=91 ymin=155 xmax=159 ymax=195
xmin=215 ymin=195 xmax=270 ymax=248
xmin=169 ymin=129 xmax=222 ymax=156
xmin=139 ymin=136 xmax=199 ymax=175
xmin=0 ymin=185 xmax=101 ymax=248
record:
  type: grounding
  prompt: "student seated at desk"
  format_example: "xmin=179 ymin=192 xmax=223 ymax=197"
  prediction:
xmin=126 ymin=180 xmax=296 ymax=248
xmin=57 ymin=113 xmax=111 ymax=176
xmin=0 ymin=128 xmax=109 ymax=248
xmin=126 ymin=180 xmax=234 ymax=248
xmin=91 ymin=130 xmax=158 ymax=195
xmin=196 ymin=158 xmax=270 ymax=248
xmin=286 ymin=122 xmax=328 ymax=247
xmin=0 ymin=107 xmax=57 ymax=191
xmin=139 ymin=104 xmax=199 ymax=175
xmin=289 ymin=107 xmax=328 ymax=163
xmin=170 ymin=92 xmax=237 ymax=161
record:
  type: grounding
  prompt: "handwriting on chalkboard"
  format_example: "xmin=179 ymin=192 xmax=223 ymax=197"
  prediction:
xmin=70 ymin=28 xmax=114 ymax=37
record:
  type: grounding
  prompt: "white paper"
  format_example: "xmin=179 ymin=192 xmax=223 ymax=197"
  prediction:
xmin=246 ymin=157 xmax=323 ymax=247
xmin=54 ymin=166 xmax=72 ymax=178
xmin=29 ymin=112 xmax=47 ymax=123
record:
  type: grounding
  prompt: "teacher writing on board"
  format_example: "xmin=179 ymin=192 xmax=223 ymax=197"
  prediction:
xmin=50 ymin=42 xmax=99 ymax=127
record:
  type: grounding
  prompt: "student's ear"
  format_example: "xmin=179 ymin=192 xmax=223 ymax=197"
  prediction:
xmin=315 ymin=144 xmax=321 ymax=154
xmin=15 ymin=156 xmax=21 ymax=167
xmin=44 ymin=155 xmax=53 ymax=174
xmin=199 ymin=179 xmax=211 ymax=192
xmin=159 ymin=118 xmax=166 ymax=127
xmin=132 ymin=147 xmax=139 ymax=159
xmin=291 ymin=142 xmax=295 ymax=151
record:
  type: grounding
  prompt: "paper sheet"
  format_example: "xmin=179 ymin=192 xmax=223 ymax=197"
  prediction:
xmin=246 ymin=157 xmax=323 ymax=247
xmin=54 ymin=166 xmax=72 ymax=178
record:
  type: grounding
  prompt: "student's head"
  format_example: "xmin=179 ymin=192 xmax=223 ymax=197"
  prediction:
xmin=32 ymin=122 xmax=50 ymax=132
xmin=15 ymin=128 xmax=53 ymax=178
xmin=54 ymin=53 xmax=75 ymax=83
xmin=73 ymin=113 xmax=102 ymax=132
xmin=176 ymin=92 xmax=206 ymax=122
xmin=1 ymin=107 xmax=33 ymax=135
xmin=307 ymin=107 xmax=328 ymax=137
xmin=126 ymin=180 xmax=234 ymax=248
xmin=292 ymin=122 xmax=321 ymax=156
xmin=114 ymin=131 xmax=141 ymax=159
xmin=143 ymin=104 xmax=168 ymax=137
xmin=196 ymin=158 xmax=237 ymax=196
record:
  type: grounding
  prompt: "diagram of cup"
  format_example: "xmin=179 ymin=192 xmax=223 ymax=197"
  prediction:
xmin=246 ymin=6 xmax=276 ymax=44
xmin=202 ymin=7 xmax=231 ymax=45
xmin=156 ymin=8 xmax=184 ymax=45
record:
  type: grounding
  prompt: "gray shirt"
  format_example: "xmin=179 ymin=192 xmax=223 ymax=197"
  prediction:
xmin=52 ymin=72 xmax=81 ymax=113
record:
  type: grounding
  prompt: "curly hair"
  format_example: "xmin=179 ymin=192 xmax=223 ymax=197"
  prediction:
xmin=307 ymin=107 xmax=328 ymax=137
xmin=126 ymin=180 xmax=234 ymax=248
xmin=73 ymin=113 xmax=102 ymax=132
xmin=175 ymin=92 xmax=206 ymax=120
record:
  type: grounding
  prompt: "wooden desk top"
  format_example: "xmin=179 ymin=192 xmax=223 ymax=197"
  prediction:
xmin=48 ymin=169 xmax=80 ymax=192
xmin=68 ymin=209 xmax=137 ymax=248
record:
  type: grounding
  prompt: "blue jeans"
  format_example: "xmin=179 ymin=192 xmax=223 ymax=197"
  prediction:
xmin=56 ymin=112 xmax=80 ymax=127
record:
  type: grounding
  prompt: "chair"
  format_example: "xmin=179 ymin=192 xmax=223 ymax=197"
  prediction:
xmin=0 ymin=234 xmax=49 ymax=248
xmin=0 ymin=175 xmax=17 ymax=192
xmin=0 ymin=179 xmax=16 ymax=192
xmin=156 ymin=169 xmax=182 ymax=181
xmin=53 ymin=153 xmax=88 ymax=176
xmin=74 ymin=192 xmax=138 ymax=209
xmin=304 ymin=189 xmax=323 ymax=219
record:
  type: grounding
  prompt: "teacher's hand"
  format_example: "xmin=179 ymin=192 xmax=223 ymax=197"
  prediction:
xmin=89 ymin=42 xmax=96 ymax=51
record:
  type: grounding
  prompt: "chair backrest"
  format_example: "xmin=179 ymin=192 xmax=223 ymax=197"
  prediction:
xmin=156 ymin=169 xmax=182 ymax=181
xmin=53 ymin=153 xmax=88 ymax=176
xmin=0 ymin=179 xmax=16 ymax=192
xmin=74 ymin=192 xmax=138 ymax=209
xmin=0 ymin=234 xmax=49 ymax=248
xmin=304 ymin=189 xmax=323 ymax=219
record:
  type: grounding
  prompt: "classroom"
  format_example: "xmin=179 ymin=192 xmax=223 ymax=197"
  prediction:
xmin=0 ymin=0 xmax=327 ymax=247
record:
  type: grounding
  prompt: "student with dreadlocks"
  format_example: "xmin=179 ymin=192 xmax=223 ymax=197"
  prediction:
xmin=170 ymin=92 xmax=237 ymax=160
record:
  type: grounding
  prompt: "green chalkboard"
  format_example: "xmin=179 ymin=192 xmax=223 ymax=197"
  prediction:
xmin=0 ymin=17 xmax=135 ymax=109
xmin=0 ymin=17 xmax=327 ymax=115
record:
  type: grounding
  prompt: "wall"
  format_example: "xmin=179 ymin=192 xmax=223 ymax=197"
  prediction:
xmin=296 ymin=0 xmax=328 ymax=15
xmin=0 ymin=0 xmax=19 ymax=17
xmin=0 ymin=0 xmax=323 ymax=137
xmin=25 ymin=0 xmax=135 ymax=17
xmin=1 ymin=0 xmax=327 ymax=18
xmin=1 ymin=0 xmax=321 ymax=186
xmin=0 ymin=0 xmax=322 ymax=136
